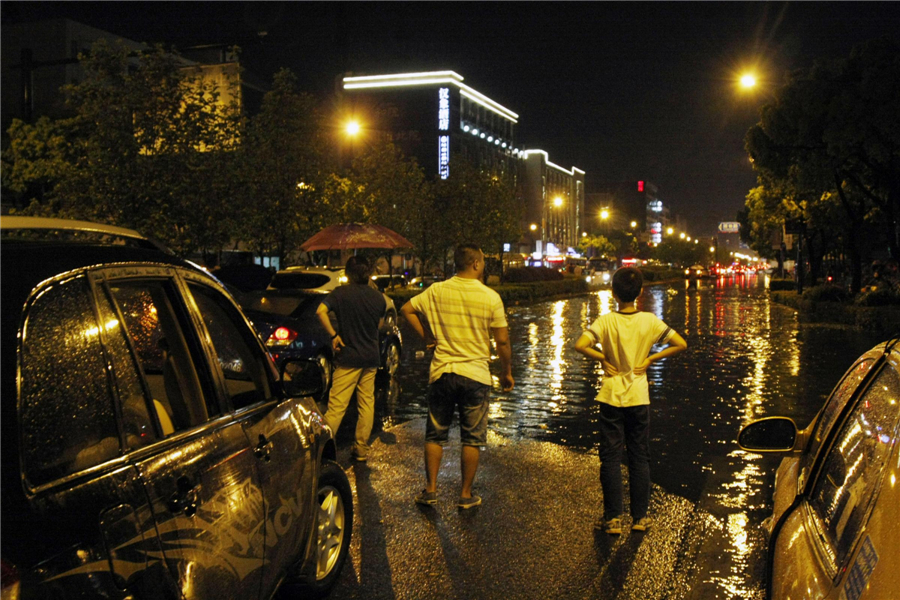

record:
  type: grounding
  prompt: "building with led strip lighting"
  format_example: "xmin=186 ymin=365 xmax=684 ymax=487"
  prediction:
xmin=341 ymin=71 xmax=520 ymax=181
xmin=520 ymin=150 xmax=585 ymax=256
xmin=341 ymin=71 xmax=585 ymax=258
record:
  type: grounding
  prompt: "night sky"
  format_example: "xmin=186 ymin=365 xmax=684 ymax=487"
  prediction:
xmin=4 ymin=2 xmax=899 ymax=236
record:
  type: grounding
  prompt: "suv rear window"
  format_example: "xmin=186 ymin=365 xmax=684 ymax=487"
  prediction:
xmin=20 ymin=276 xmax=119 ymax=486
xmin=270 ymin=273 xmax=332 ymax=289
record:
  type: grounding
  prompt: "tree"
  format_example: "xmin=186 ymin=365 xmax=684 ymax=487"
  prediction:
xmin=238 ymin=69 xmax=333 ymax=265
xmin=2 ymin=39 xmax=244 ymax=257
xmin=429 ymin=157 xmax=522 ymax=274
xmin=577 ymin=233 xmax=616 ymax=258
xmin=1 ymin=116 xmax=79 ymax=212
xmin=330 ymin=140 xmax=430 ymax=240
xmin=744 ymin=38 xmax=900 ymax=292
xmin=651 ymin=238 xmax=706 ymax=268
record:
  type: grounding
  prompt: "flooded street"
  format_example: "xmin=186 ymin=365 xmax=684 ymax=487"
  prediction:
xmin=370 ymin=276 xmax=886 ymax=598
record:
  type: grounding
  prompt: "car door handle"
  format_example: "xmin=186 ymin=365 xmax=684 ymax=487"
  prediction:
xmin=167 ymin=476 xmax=199 ymax=518
xmin=254 ymin=434 xmax=273 ymax=462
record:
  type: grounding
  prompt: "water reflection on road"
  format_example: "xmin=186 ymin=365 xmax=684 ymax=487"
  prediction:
xmin=379 ymin=275 xmax=884 ymax=597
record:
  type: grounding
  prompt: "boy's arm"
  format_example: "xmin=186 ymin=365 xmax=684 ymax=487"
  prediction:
xmin=634 ymin=330 xmax=687 ymax=375
xmin=573 ymin=333 xmax=619 ymax=375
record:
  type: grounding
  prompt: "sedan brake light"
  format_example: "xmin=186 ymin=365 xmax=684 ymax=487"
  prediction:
xmin=267 ymin=326 xmax=298 ymax=347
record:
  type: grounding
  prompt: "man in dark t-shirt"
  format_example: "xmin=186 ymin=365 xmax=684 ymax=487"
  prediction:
xmin=316 ymin=256 xmax=386 ymax=461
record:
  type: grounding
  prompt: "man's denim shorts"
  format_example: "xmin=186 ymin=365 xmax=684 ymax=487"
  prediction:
xmin=425 ymin=373 xmax=490 ymax=446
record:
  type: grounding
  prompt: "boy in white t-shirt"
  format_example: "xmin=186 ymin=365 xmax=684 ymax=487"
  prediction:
xmin=574 ymin=267 xmax=687 ymax=534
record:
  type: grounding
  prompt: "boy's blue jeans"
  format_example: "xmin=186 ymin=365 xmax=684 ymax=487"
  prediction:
xmin=598 ymin=403 xmax=651 ymax=521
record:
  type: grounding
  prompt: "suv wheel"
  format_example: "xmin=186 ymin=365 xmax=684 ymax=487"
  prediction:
xmin=313 ymin=461 xmax=352 ymax=593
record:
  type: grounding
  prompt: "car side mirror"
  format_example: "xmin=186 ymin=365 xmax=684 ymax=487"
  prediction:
xmin=281 ymin=358 xmax=324 ymax=398
xmin=738 ymin=417 xmax=798 ymax=452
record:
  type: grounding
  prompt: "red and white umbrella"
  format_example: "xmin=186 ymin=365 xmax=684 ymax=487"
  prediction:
xmin=300 ymin=223 xmax=413 ymax=251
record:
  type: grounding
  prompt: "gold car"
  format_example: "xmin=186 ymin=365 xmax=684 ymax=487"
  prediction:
xmin=738 ymin=339 xmax=900 ymax=599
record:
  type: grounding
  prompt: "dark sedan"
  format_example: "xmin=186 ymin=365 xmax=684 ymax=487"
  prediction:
xmin=237 ymin=288 xmax=403 ymax=385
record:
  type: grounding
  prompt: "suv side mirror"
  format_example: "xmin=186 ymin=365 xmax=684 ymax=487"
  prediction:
xmin=281 ymin=358 xmax=325 ymax=398
xmin=738 ymin=417 xmax=798 ymax=452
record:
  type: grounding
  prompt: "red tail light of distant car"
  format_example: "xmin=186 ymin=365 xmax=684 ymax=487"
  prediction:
xmin=268 ymin=326 xmax=298 ymax=347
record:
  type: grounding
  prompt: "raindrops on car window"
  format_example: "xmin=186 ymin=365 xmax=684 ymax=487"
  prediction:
xmin=20 ymin=276 xmax=119 ymax=485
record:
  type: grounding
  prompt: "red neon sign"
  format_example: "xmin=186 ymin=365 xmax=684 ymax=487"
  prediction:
xmin=637 ymin=181 xmax=644 ymax=192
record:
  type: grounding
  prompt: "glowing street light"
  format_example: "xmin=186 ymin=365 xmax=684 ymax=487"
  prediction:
xmin=600 ymin=208 xmax=610 ymax=220
xmin=530 ymin=223 xmax=538 ymax=231
xmin=630 ymin=221 xmax=638 ymax=228
xmin=739 ymin=73 xmax=757 ymax=89
xmin=679 ymin=232 xmax=686 ymax=240
xmin=345 ymin=120 xmax=361 ymax=136
xmin=667 ymin=227 xmax=674 ymax=235
xmin=553 ymin=196 xmax=564 ymax=207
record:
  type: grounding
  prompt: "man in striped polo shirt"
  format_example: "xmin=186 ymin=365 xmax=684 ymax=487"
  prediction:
xmin=401 ymin=244 xmax=514 ymax=509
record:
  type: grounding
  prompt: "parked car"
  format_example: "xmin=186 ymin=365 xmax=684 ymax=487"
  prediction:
xmin=213 ymin=263 xmax=275 ymax=292
xmin=371 ymin=273 xmax=407 ymax=292
xmin=0 ymin=217 xmax=353 ymax=600
xmin=684 ymin=264 xmax=709 ymax=278
xmin=408 ymin=275 xmax=442 ymax=289
xmin=243 ymin=286 xmax=403 ymax=381
xmin=738 ymin=338 xmax=900 ymax=600
xmin=222 ymin=285 xmax=335 ymax=397
xmin=269 ymin=266 xmax=347 ymax=292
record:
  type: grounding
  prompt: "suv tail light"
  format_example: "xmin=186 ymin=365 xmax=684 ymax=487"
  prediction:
xmin=267 ymin=326 xmax=298 ymax=347
xmin=1 ymin=558 xmax=20 ymax=600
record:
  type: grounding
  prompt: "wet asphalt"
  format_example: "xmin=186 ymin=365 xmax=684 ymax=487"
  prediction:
xmin=328 ymin=420 xmax=760 ymax=600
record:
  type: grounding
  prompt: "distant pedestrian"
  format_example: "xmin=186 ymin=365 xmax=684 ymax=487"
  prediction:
xmin=573 ymin=267 xmax=687 ymax=534
xmin=316 ymin=255 xmax=386 ymax=462
xmin=401 ymin=243 xmax=514 ymax=509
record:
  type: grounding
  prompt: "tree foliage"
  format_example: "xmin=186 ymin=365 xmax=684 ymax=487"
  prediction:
xmin=238 ymin=69 xmax=333 ymax=264
xmin=744 ymin=38 xmax=900 ymax=292
xmin=650 ymin=238 xmax=708 ymax=267
xmin=577 ymin=234 xmax=616 ymax=258
xmin=3 ymin=39 xmax=244 ymax=257
xmin=429 ymin=157 xmax=522 ymax=271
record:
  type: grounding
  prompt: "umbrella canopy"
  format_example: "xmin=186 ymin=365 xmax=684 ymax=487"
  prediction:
xmin=300 ymin=223 xmax=413 ymax=252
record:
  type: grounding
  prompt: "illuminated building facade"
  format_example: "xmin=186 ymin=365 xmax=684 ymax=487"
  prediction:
xmin=1 ymin=18 xmax=264 ymax=136
xmin=341 ymin=71 xmax=520 ymax=180
xmin=341 ymin=71 xmax=589 ymax=259
xmin=588 ymin=180 xmax=668 ymax=245
xmin=520 ymin=150 xmax=585 ymax=256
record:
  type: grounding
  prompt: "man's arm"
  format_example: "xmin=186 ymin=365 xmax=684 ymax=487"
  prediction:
xmin=401 ymin=301 xmax=435 ymax=347
xmin=492 ymin=326 xmax=514 ymax=391
xmin=316 ymin=302 xmax=344 ymax=353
